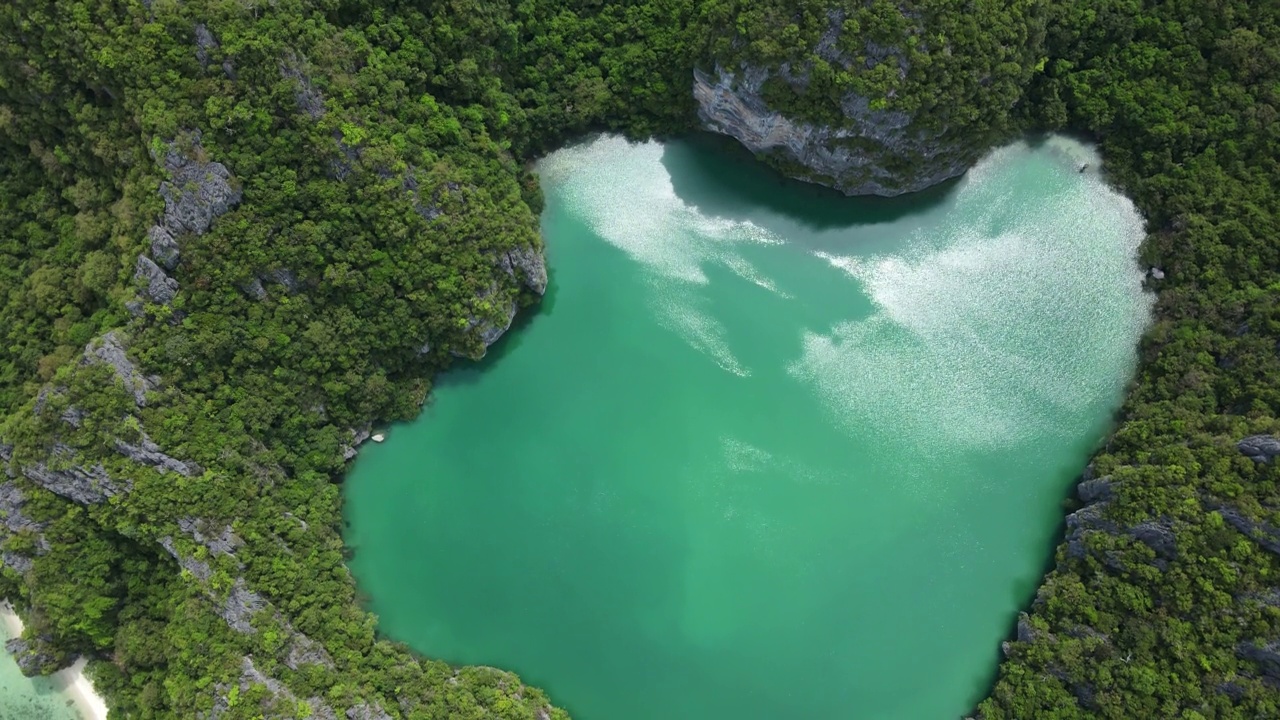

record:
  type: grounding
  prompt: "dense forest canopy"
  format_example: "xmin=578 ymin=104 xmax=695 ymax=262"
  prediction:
xmin=0 ymin=0 xmax=1276 ymax=718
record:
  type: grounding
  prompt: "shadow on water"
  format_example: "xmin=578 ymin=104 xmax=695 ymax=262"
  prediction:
xmin=661 ymin=132 xmax=960 ymax=231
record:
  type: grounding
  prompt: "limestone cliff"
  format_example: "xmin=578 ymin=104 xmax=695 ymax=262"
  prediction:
xmin=693 ymin=63 xmax=970 ymax=196
xmin=695 ymin=5 xmax=1044 ymax=196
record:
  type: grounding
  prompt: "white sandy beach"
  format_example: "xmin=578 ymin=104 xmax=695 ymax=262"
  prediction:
xmin=1 ymin=600 xmax=109 ymax=720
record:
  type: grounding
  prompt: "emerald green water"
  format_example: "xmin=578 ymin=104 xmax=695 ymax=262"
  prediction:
xmin=344 ymin=135 xmax=1152 ymax=719
xmin=0 ymin=620 xmax=82 ymax=720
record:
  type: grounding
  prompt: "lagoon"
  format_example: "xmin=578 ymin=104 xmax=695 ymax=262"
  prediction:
xmin=344 ymin=134 xmax=1152 ymax=719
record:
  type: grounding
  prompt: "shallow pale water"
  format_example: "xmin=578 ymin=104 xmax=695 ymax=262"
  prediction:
xmin=0 ymin=622 xmax=82 ymax=720
xmin=345 ymin=134 xmax=1151 ymax=719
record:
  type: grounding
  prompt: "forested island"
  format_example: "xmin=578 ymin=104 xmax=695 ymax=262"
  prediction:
xmin=0 ymin=0 xmax=1277 ymax=718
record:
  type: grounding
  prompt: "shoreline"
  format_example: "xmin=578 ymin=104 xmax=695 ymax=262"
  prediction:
xmin=1 ymin=600 xmax=109 ymax=720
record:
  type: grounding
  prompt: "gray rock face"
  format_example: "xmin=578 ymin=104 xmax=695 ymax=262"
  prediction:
xmin=268 ymin=268 xmax=300 ymax=294
xmin=329 ymin=128 xmax=361 ymax=181
xmin=1213 ymin=502 xmax=1280 ymax=556
xmin=1015 ymin=614 xmax=1037 ymax=643
xmin=476 ymin=301 xmax=520 ymax=347
xmin=0 ymin=483 xmax=44 ymax=536
xmin=157 ymin=134 xmax=242 ymax=236
xmin=23 ymin=445 xmax=126 ymax=505
xmin=240 ymin=276 xmax=267 ymax=300
xmin=1238 ymin=638 xmax=1280 ymax=681
xmin=1238 ymin=435 xmax=1280 ymax=463
xmin=149 ymin=225 xmax=181 ymax=270
xmin=194 ymin=24 xmax=218 ymax=70
xmin=342 ymin=428 xmax=371 ymax=461
xmin=447 ymin=243 xmax=548 ymax=359
xmin=115 ymin=431 xmax=197 ymax=476
xmin=693 ymin=64 xmax=969 ymax=197
xmin=32 ymin=385 xmax=61 ymax=417
xmin=1064 ymin=502 xmax=1118 ymax=561
xmin=1217 ymin=681 xmax=1247 ymax=702
xmin=84 ymin=332 xmax=158 ymax=407
xmin=346 ymin=703 xmax=394 ymax=720
xmin=60 ymin=406 xmax=86 ymax=428
xmin=403 ymin=170 xmax=443 ymax=220
xmin=694 ymin=7 xmax=988 ymax=197
xmin=208 ymin=657 xmax=337 ymax=720
xmin=160 ymin=536 xmax=213 ymax=582
xmin=4 ymin=635 xmax=65 ymax=676
xmin=285 ymin=632 xmax=334 ymax=671
xmin=500 ymin=243 xmax=549 ymax=296
xmin=136 ymin=255 xmax=179 ymax=305
xmin=239 ymin=269 xmax=301 ymax=301
xmin=281 ymin=60 xmax=326 ymax=120
xmin=451 ymin=284 xmax=518 ymax=360
xmin=1001 ymin=613 xmax=1042 ymax=658
xmin=1077 ymin=477 xmax=1115 ymax=504
xmin=221 ymin=578 xmax=267 ymax=634
xmin=178 ymin=517 xmax=239 ymax=555
xmin=1131 ymin=520 xmax=1178 ymax=560
xmin=2 ymin=551 xmax=33 ymax=574
xmin=0 ymin=481 xmax=47 ymax=574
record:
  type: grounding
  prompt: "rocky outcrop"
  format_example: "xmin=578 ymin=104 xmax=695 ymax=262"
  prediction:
xmin=499 ymin=243 xmax=549 ymax=295
xmin=1063 ymin=502 xmax=1118 ymax=561
xmin=4 ymin=634 xmax=68 ymax=677
xmin=156 ymin=520 xmax=266 ymax=634
xmin=342 ymin=428 xmax=371 ymax=461
xmin=159 ymin=515 xmax=335 ymax=676
xmin=160 ymin=536 xmax=214 ymax=582
xmin=193 ymin=23 xmax=235 ymax=78
xmin=239 ymin=267 xmax=303 ymax=301
xmin=460 ymin=284 xmax=519 ymax=353
xmin=1237 ymin=638 xmax=1280 ymax=682
xmin=285 ymin=632 xmax=334 ymax=671
xmin=0 ymin=481 xmax=48 ymax=574
xmin=693 ymin=10 xmax=982 ymax=196
xmin=240 ymin=276 xmax=267 ymax=300
xmin=694 ymin=64 xmax=969 ymax=196
xmin=1130 ymin=520 xmax=1178 ymax=560
xmin=268 ymin=267 xmax=300 ymax=294
xmin=130 ymin=132 xmax=242 ymax=309
xmin=23 ymin=445 xmax=126 ymax=505
xmin=221 ymin=579 xmax=268 ymax=634
xmin=177 ymin=517 xmax=239 ymax=555
xmin=1238 ymin=435 xmax=1280 ymax=463
xmin=114 ymin=431 xmax=197 ymax=476
xmin=11 ymin=334 xmax=198 ymax=507
xmin=449 ymin=242 xmax=548 ymax=360
xmin=346 ymin=703 xmax=394 ymax=720
xmin=135 ymin=255 xmax=179 ymax=305
xmin=84 ymin=332 xmax=157 ymax=407
xmin=1000 ymin=613 xmax=1042 ymax=658
xmin=207 ymin=657 xmax=339 ymax=720
xmin=194 ymin=23 xmax=218 ymax=70
xmin=281 ymin=57 xmax=326 ymax=120
xmin=1077 ymin=476 xmax=1115 ymax=504
xmin=1210 ymin=501 xmax=1280 ymax=556
xmin=157 ymin=134 xmax=242 ymax=236
xmin=149 ymin=225 xmax=181 ymax=271
xmin=403 ymin=170 xmax=455 ymax=221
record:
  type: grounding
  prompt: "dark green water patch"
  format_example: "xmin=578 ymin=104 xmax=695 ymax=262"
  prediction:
xmin=344 ymin=135 xmax=1152 ymax=719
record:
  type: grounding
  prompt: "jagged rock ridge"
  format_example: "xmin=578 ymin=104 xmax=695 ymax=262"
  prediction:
xmin=694 ymin=9 xmax=1005 ymax=196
